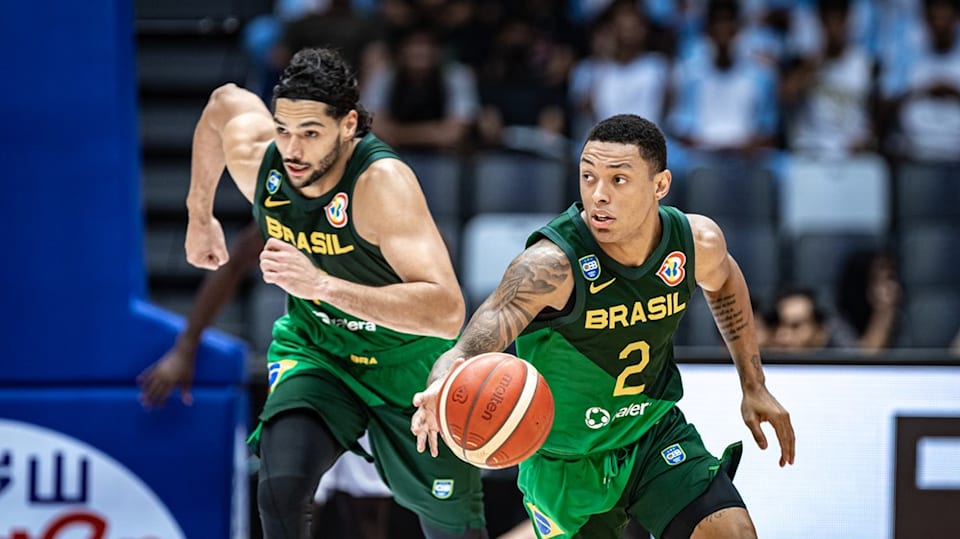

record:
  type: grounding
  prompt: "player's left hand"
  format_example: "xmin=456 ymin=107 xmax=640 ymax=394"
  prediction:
xmin=741 ymin=384 xmax=795 ymax=467
xmin=259 ymin=238 xmax=327 ymax=299
xmin=411 ymin=357 xmax=465 ymax=457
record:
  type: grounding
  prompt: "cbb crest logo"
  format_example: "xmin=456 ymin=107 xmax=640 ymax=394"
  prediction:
xmin=656 ymin=251 xmax=686 ymax=287
xmin=578 ymin=254 xmax=601 ymax=281
xmin=266 ymin=170 xmax=282 ymax=194
xmin=325 ymin=193 xmax=349 ymax=228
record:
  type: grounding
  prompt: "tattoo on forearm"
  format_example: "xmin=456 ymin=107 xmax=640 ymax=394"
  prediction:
xmin=459 ymin=248 xmax=569 ymax=356
xmin=697 ymin=508 xmax=729 ymax=529
xmin=707 ymin=293 xmax=749 ymax=342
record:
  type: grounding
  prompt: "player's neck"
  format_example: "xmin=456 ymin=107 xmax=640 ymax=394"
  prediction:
xmin=599 ymin=210 xmax=663 ymax=267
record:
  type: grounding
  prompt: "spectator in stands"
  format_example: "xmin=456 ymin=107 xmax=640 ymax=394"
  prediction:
xmin=475 ymin=16 xmax=571 ymax=158
xmin=570 ymin=1 xmax=672 ymax=142
xmin=834 ymin=249 xmax=902 ymax=353
xmin=277 ymin=0 xmax=388 ymax=91
xmin=753 ymin=295 xmax=776 ymax=351
xmin=771 ymin=287 xmax=857 ymax=350
xmin=780 ymin=0 xmax=879 ymax=157
xmin=878 ymin=0 xmax=960 ymax=162
xmin=567 ymin=12 xmax=616 ymax=154
xmin=361 ymin=24 xmax=479 ymax=152
xmin=667 ymin=0 xmax=780 ymax=155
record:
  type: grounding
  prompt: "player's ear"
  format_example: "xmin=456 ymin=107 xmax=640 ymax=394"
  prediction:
xmin=654 ymin=169 xmax=672 ymax=200
xmin=342 ymin=110 xmax=358 ymax=140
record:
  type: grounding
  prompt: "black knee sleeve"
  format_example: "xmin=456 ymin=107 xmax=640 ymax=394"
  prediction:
xmin=661 ymin=470 xmax=746 ymax=539
xmin=258 ymin=411 xmax=341 ymax=539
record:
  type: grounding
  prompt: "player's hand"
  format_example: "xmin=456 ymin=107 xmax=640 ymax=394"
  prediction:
xmin=259 ymin=238 xmax=327 ymax=299
xmin=741 ymin=384 xmax=795 ymax=467
xmin=137 ymin=342 xmax=196 ymax=408
xmin=185 ymin=216 xmax=229 ymax=270
xmin=411 ymin=358 xmax=464 ymax=457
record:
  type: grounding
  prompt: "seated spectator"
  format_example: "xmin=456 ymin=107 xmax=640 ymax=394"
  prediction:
xmin=572 ymin=0 xmax=672 ymax=133
xmin=361 ymin=25 xmax=479 ymax=152
xmin=771 ymin=287 xmax=857 ymax=351
xmin=277 ymin=0 xmax=388 ymax=90
xmin=835 ymin=249 xmax=902 ymax=352
xmin=752 ymin=295 xmax=776 ymax=351
xmin=780 ymin=0 xmax=879 ymax=157
xmin=476 ymin=16 xmax=570 ymax=158
xmin=879 ymin=0 xmax=960 ymax=162
xmin=667 ymin=0 xmax=780 ymax=155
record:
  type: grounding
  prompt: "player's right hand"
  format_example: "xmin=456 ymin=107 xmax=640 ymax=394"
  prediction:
xmin=185 ymin=216 xmax=229 ymax=270
xmin=137 ymin=343 xmax=196 ymax=408
xmin=411 ymin=358 xmax=464 ymax=457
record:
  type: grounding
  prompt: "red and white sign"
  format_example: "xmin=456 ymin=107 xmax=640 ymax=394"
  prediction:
xmin=0 ymin=419 xmax=185 ymax=539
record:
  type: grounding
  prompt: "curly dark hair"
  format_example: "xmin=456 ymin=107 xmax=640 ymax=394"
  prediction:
xmin=585 ymin=114 xmax=667 ymax=172
xmin=273 ymin=47 xmax=373 ymax=136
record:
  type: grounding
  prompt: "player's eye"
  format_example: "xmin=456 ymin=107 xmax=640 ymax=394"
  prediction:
xmin=305 ymin=131 xmax=319 ymax=138
xmin=275 ymin=126 xmax=289 ymax=136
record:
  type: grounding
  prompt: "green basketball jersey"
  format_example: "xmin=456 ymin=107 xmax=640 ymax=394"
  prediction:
xmin=515 ymin=203 xmax=696 ymax=456
xmin=251 ymin=133 xmax=451 ymax=361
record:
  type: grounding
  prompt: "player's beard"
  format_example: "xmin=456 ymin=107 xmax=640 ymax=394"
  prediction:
xmin=292 ymin=137 xmax=342 ymax=190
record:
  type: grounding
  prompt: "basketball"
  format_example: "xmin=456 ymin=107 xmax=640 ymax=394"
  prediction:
xmin=436 ymin=352 xmax=554 ymax=469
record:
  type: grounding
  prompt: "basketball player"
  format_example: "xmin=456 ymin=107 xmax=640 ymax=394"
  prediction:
xmin=137 ymin=222 xmax=396 ymax=539
xmin=182 ymin=47 xmax=487 ymax=538
xmin=412 ymin=115 xmax=795 ymax=538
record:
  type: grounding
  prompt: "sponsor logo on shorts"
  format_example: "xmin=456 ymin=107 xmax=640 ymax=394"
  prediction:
xmin=526 ymin=503 xmax=564 ymax=538
xmin=578 ymin=254 xmax=601 ymax=281
xmin=432 ymin=479 xmax=454 ymax=499
xmin=661 ymin=443 xmax=686 ymax=466
xmin=267 ymin=359 xmax=298 ymax=393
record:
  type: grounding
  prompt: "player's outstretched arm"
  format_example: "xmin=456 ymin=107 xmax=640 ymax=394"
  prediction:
xmin=186 ymin=83 xmax=273 ymax=270
xmin=689 ymin=213 xmax=796 ymax=467
xmin=411 ymin=239 xmax=573 ymax=456
xmin=139 ymin=222 xmax=264 ymax=408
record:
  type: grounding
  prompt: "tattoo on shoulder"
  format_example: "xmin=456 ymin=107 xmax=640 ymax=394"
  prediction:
xmin=707 ymin=293 xmax=749 ymax=342
xmin=460 ymin=246 xmax=570 ymax=356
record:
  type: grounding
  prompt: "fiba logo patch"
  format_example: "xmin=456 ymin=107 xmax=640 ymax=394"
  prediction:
xmin=578 ymin=255 xmax=601 ymax=281
xmin=267 ymin=360 xmax=298 ymax=393
xmin=266 ymin=170 xmax=282 ymax=194
xmin=432 ymin=479 xmax=454 ymax=499
xmin=656 ymin=251 xmax=686 ymax=286
xmin=325 ymin=192 xmax=349 ymax=228
xmin=526 ymin=503 xmax=564 ymax=538
xmin=584 ymin=406 xmax=611 ymax=429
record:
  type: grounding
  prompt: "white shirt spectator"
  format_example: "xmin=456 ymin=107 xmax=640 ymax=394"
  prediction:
xmin=788 ymin=46 xmax=875 ymax=156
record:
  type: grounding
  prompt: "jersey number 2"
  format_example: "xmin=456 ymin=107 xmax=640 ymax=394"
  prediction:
xmin=613 ymin=340 xmax=650 ymax=396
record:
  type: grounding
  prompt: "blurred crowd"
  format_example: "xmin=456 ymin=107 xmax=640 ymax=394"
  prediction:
xmin=240 ymin=0 xmax=960 ymax=163
xmin=236 ymin=0 xmax=960 ymax=354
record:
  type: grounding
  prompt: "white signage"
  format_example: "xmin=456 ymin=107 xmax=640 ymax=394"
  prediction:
xmin=0 ymin=419 xmax=185 ymax=539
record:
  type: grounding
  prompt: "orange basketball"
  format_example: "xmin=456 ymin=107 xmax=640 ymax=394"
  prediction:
xmin=437 ymin=352 xmax=554 ymax=469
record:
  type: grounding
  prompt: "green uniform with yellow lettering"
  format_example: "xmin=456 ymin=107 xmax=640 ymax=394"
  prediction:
xmin=515 ymin=203 xmax=734 ymax=538
xmin=247 ymin=133 xmax=485 ymax=533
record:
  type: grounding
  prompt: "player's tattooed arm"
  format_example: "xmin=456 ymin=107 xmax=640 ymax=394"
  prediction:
xmin=706 ymin=292 xmax=751 ymax=343
xmin=457 ymin=240 xmax=573 ymax=357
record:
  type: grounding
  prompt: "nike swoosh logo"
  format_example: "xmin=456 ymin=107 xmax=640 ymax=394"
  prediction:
xmin=589 ymin=278 xmax=616 ymax=294
xmin=264 ymin=196 xmax=291 ymax=208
